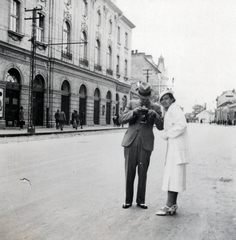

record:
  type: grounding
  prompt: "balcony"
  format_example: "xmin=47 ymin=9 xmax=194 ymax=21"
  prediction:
xmin=94 ymin=64 xmax=102 ymax=71
xmin=8 ymin=29 xmax=24 ymax=41
xmin=61 ymin=50 xmax=72 ymax=60
xmin=106 ymin=68 xmax=113 ymax=76
xmin=79 ymin=58 xmax=89 ymax=67
xmin=116 ymin=72 xmax=121 ymax=78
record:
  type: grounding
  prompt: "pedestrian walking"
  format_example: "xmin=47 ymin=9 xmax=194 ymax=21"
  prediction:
xmin=19 ymin=106 xmax=25 ymax=130
xmin=119 ymin=82 xmax=164 ymax=209
xmin=156 ymin=90 xmax=191 ymax=216
xmin=116 ymin=113 xmax=120 ymax=127
xmin=54 ymin=109 xmax=60 ymax=129
xmin=79 ymin=112 xmax=84 ymax=129
xmin=73 ymin=110 xmax=80 ymax=130
xmin=71 ymin=110 xmax=76 ymax=128
xmin=112 ymin=114 xmax=117 ymax=127
xmin=59 ymin=110 xmax=66 ymax=131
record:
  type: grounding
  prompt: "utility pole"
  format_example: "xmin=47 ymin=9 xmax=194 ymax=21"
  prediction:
xmin=25 ymin=7 xmax=42 ymax=134
xmin=143 ymin=69 xmax=152 ymax=83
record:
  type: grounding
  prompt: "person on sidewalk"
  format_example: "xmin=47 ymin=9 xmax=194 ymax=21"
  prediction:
xmin=54 ymin=109 xmax=60 ymax=129
xmin=74 ymin=110 xmax=80 ymax=130
xmin=59 ymin=110 xmax=66 ymax=131
xmin=156 ymin=90 xmax=191 ymax=216
xmin=71 ymin=110 xmax=76 ymax=128
xmin=79 ymin=112 xmax=84 ymax=129
xmin=119 ymin=82 xmax=164 ymax=210
xmin=112 ymin=114 xmax=117 ymax=127
xmin=19 ymin=106 xmax=24 ymax=130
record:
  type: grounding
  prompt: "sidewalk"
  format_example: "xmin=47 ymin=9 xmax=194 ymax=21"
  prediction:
xmin=0 ymin=125 xmax=127 ymax=137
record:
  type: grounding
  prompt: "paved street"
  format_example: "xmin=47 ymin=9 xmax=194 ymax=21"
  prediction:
xmin=0 ymin=123 xmax=236 ymax=240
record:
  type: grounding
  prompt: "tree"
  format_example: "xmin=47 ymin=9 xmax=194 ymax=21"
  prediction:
xmin=192 ymin=104 xmax=205 ymax=117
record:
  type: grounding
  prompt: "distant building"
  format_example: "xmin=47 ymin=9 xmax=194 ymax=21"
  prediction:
xmin=196 ymin=110 xmax=215 ymax=123
xmin=130 ymin=51 xmax=172 ymax=100
xmin=215 ymin=90 xmax=236 ymax=122
xmin=156 ymin=55 xmax=174 ymax=95
xmin=0 ymin=0 xmax=135 ymax=128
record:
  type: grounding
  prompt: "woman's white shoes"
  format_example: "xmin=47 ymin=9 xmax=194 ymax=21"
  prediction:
xmin=156 ymin=204 xmax=178 ymax=216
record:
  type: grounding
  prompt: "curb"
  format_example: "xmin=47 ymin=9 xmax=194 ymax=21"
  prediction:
xmin=0 ymin=126 xmax=127 ymax=138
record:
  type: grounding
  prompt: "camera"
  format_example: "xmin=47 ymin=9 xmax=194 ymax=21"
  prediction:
xmin=140 ymin=108 xmax=149 ymax=124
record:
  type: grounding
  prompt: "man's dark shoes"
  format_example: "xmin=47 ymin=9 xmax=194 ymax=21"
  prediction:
xmin=137 ymin=203 xmax=148 ymax=209
xmin=122 ymin=203 xmax=132 ymax=209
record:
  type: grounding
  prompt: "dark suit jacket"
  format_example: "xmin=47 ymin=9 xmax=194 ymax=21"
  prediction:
xmin=120 ymin=100 xmax=163 ymax=152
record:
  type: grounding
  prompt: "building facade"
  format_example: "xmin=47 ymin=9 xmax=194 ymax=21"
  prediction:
xmin=215 ymin=90 xmax=236 ymax=123
xmin=130 ymin=51 xmax=172 ymax=100
xmin=0 ymin=0 xmax=135 ymax=129
xmin=196 ymin=110 xmax=215 ymax=123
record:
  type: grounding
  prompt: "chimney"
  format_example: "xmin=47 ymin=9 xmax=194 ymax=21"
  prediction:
xmin=131 ymin=50 xmax=134 ymax=54
xmin=135 ymin=50 xmax=138 ymax=54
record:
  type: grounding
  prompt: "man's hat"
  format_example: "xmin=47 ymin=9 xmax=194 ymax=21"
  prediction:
xmin=137 ymin=82 xmax=153 ymax=99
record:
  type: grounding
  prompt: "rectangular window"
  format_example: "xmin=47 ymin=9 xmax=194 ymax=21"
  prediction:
xmin=10 ymin=0 xmax=20 ymax=32
xmin=116 ymin=55 xmax=120 ymax=74
xmin=36 ymin=13 xmax=44 ymax=42
xmin=125 ymin=32 xmax=128 ymax=48
xmin=83 ymin=0 xmax=88 ymax=16
xmin=117 ymin=26 xmax=120 ymax=43
xmin=124 ymin=60 xmax=128 ymax=76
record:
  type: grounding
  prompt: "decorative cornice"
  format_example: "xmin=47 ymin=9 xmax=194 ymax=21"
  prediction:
xmin=81 ymin=22 xmax=88 ymax=32
xmin=64 ymin=10 xmax=72 ymax=22
xmin=96 ymin=31 xmax=101 ymax=40
xmin=91 ymin=0 xmax=97 ymax=8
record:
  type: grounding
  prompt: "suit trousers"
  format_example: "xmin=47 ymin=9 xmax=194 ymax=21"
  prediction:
xmin=124 ymin=134 xmax=151 ymax=204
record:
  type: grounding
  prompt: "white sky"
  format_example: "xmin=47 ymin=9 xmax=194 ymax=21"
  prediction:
xmin=116 ymin=0 xmax=236 ymax=112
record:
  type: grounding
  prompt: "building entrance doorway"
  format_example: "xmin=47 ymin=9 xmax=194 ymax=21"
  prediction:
xmin=5 ymin=69 xmax=21 ymax=127
xmin=61 ymin=80 xmax=70 ymax=124
xmin=33 ymin=75 xmax=44 ymax=126
xmin=93 ymin=88 xmax=100 ymax=124
xmin=106 ymin=91 xmax=111 ymax=124
xmin=79 ymin=85 xmax=87 ymax=125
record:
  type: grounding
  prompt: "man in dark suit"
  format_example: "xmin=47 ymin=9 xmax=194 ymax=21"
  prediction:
xmin=120 ymin=82 xmax=163 ymax=209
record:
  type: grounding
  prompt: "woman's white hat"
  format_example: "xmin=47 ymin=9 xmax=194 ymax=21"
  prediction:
xmin=159 ymin=90 xmax=174 ymax=102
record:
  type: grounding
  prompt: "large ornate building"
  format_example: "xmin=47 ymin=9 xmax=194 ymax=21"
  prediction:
xmin=0 ymin=0 xmax=135 ymax=129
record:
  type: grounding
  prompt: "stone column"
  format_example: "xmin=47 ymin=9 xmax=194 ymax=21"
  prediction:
xmin=100 ymin=99 xmax=106 ymax=126
xmin=86 ymin=96 xmax=94 ymax=126
xmin=0 ymin=81 xmax=6 ymax=129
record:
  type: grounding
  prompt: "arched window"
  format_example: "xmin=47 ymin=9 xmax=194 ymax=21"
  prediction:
xmin=97 ymin=9 xmax=101 ymax=26
xmin=63 ymin=21 xmax=70 ymax=52
xmin=83 ymin=0 xmax=88 ymax=17
xmin=81 ymin=31 xmax=87 ymax=59
xmin=95 ymin=39 xmax=101 ymax=65
xmin=109 ymin=19 xmax=112 ymax=34
xmin=108 ymin=46 xmax=112 ymax=69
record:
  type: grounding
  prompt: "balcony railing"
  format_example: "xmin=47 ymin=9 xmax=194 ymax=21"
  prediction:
xmin=79 ymin=58 xmax=89 ymax=67
xmin=61 ymin=50 xmax=72 ymax=60
xmin=106 ymin=68 xmax=113 ymax=76
xmin=94 ymin=64 xmax=102 ymax=71
xmin=116 ymin=72 xmax=120 ymax=78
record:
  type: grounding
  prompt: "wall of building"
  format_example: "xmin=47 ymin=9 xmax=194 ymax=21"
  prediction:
xmin=0 ymin=0 xmax=135 ymax=128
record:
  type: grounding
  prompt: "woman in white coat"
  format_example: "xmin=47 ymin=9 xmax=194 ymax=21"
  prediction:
xmin=156 ymin=90 xmax=190 ymax=216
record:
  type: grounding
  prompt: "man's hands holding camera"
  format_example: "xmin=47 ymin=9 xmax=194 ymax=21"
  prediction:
xmin=148 ymin=109 xmax=160 ymax=119
xmin=133 ymin=107 xmax=160 ymax=121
